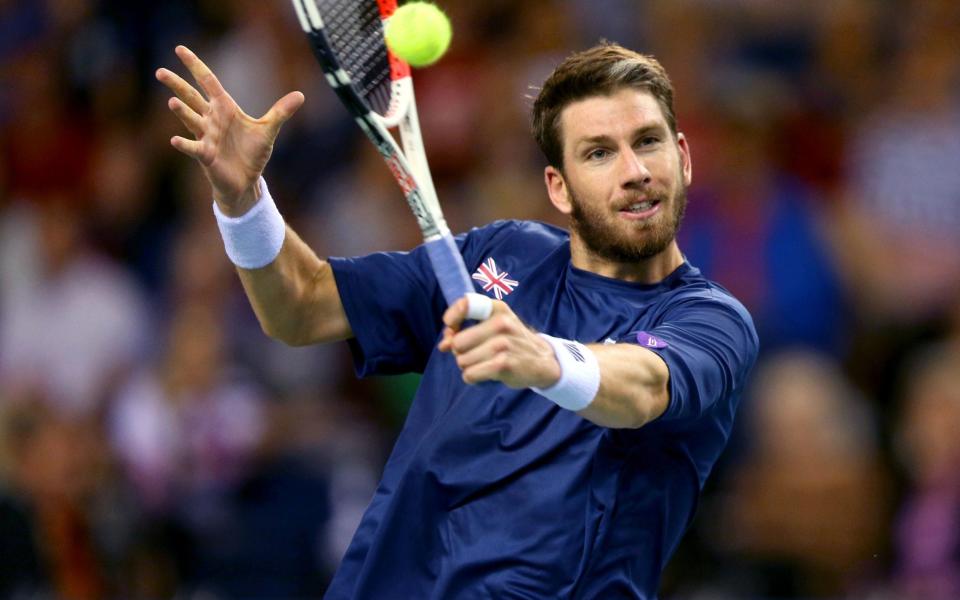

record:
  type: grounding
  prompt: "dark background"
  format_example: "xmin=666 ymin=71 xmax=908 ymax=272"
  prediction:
xmin=2 ymin=0 xmax=959 ymax=598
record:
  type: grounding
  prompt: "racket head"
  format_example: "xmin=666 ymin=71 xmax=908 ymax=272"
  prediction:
xmin=291 ymin=0 xmax=475 ymax=308
xmin=292 ymin=0 xmax=411 ymax=123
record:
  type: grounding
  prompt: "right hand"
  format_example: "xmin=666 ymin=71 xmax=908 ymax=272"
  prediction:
xmin=156 ymin=45 xmax=304 ymax=216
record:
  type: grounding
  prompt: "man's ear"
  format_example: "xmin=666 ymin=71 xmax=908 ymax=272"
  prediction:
xmin=677 ymin=133 xmax=692 ymax=187
xmin=545 ymin=166 xmax=573 ymax=215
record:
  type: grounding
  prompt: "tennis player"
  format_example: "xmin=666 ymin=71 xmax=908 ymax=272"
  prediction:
xmin=158 ymin=42 xmax=758 ymax=599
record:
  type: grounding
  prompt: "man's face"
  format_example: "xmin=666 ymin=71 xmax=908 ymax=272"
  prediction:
xmin=545 ymin=88 xmax=692 ymax=263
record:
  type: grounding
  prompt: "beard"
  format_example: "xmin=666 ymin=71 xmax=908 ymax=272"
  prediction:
xmin=568 ymin=179 xmax=688 ymax=263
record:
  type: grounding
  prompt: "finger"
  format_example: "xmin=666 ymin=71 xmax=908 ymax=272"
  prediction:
xmin=454 ymin=336 xmax=510 ymax=372
xmin=461 ymin=352 xmax=512 ymax=385
xmin=170 ymin=136 xmax=210 ymax=164
xmin=442 ymin=297 xmax=470 ymax=330
xmin=450 ymin=301 xmax=520 ymax=354
xmin=168 ymin=97 xmax=204 ymax=137
xmin=443 ymin=293 xmax=505 ymax=331
xmin=263 ymin=91 xmax=305 ymax=133
xmin=448 ymin=315 xmax=505 ymax=355
xmin=156 ymin=67 xmax=209 ymax=115
xmin=176 ymin=45 xmax=228 ymax=102
xmin=438 ymin=327 xmax=455 ymax=353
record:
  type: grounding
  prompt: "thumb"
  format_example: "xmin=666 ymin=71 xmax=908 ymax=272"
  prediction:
xmin=264 ymin=91 xmax=305 ymax=132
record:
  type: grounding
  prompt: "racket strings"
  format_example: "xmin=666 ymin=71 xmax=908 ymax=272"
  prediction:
xmin=315 ymin=0 xmax=394 ymax=116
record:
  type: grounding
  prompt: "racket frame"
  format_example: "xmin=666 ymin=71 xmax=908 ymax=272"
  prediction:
xmin=292 ymin=0 xmax=474 ymax=306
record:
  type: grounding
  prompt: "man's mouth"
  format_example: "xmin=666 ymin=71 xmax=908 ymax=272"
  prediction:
xmin=619 ymin=199 xmax=662 ymax=220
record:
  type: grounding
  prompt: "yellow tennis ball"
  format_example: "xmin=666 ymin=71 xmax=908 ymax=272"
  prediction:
xmin=384 ymin=2 xmax=452 ymax=68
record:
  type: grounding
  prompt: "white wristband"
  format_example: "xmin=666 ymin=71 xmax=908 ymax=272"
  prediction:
xmin=532 ymin=334 xmax=600 ymax=411
xmin=213 ymin=177 xmax=286 ymax=269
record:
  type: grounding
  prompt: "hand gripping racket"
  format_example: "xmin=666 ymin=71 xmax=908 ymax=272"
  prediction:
xmin=291 ymin=0 xmax=491 ymax=319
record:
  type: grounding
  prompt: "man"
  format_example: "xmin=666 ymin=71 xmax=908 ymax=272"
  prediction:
xmin=157 ymin=42 xmax=758 ymax=599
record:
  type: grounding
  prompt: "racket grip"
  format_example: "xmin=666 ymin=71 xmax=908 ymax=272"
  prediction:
xmin=425 ymin=234 xmax=474 ymax=307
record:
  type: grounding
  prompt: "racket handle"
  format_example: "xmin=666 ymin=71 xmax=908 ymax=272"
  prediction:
xmin=425 ymin=234 xmax=474 ymax=307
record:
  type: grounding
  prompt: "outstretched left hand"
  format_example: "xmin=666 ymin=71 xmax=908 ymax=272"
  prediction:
xmin=438 ymin=297 xmax=561 ymax=389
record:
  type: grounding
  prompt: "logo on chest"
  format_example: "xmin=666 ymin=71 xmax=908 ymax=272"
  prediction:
xmin=471 ymin=257 xmax=519 ymax=300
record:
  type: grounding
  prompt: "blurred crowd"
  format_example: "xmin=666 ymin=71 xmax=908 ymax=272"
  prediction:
xmin=1 ymin=0 xmax=959 ymax=598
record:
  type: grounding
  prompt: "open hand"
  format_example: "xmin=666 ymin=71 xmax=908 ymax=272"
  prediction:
xmin=438 ymin=297 xmax=561 ymax=389
xmin=156 ymin=45 xmax=304 ymax=216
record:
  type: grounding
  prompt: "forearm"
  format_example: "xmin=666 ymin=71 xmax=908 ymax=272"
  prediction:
xmin=575 ymin=344 xmax=669 ymax=428
xmin=236 ymin=225 xmax=352 ymax=346
xmin=438 ymin=300 xmax=670 ymax=429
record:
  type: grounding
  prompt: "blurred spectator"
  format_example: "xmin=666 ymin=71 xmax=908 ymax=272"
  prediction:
xmin=2 ymin=398 xmax=110 ymax=600
xmin=205 ymin=1 xmax=290 ymax=119
xmin=708 ymin=351 xmax=889 ymax=597
xmin=808 ymin=0 xmax=886 ymax=120
xmin=305 ymin=144 xmax=425 ymax=256
xmin=108 ymin=299 xmax=334 ymax=597
xmin=2 ymin=47 xmax=93 ymax=200
xmin=829 ymin=24 xmax=960 ymax=408
xmin=0 ymin=492 xmax=47 ymax=596
xmin=837 ymin=31 xmax=960 ymax=325
xmin=162 ymin=187 xmax=237 ymax=308
xmin=889 ymin=342 xmax=960 ymax=600
xmin=108 ymin=301 xmax=264 ymax=512
xmin=679 ymin=87 xmax=848 ymax=355
xmin=0 ymin=196 xmax=151 ymax=417
xmin=86 ymin=120 xmax=174 ymax=285
xmin=0 ymin=404 xmax=49 ymax=598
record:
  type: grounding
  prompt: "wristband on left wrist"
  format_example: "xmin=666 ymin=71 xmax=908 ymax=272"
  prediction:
xmin=531 ymin=334 xmax=600 ymax=412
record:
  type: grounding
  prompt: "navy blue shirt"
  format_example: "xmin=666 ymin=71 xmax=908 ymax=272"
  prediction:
xmin=326 ymin=220 xmax=758 ymax=599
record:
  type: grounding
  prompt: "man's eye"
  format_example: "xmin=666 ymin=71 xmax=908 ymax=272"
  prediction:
xmin=587 ymin=149 xmax=609 ymax=160
xmin=639 ymin=136 xmax=660 ymax=147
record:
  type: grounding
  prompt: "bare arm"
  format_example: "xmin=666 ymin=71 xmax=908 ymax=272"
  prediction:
xmin=237 ymin=226 xmax=351 ymax=345
xmin=438 ymin=298 xmax=669 ymax=429
xmin=576 ymin=343 xmax=669 ymax=428
xmin=157 ymin=45 xmax=351 ymax=345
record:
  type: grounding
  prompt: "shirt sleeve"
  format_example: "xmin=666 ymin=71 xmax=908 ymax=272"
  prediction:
xmin=632 ymin=292 xmax=759 ymax=422
xmin=328 ymin=222 xmax=515 ymax=378
xmin=328 ymin=243 xmax=446 ymax=377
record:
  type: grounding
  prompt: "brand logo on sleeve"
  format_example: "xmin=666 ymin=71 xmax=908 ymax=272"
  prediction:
xmin=563 ymin=342 xmax=585 ymax=362
xmin=635 ymin=331 xmax=668 ymax=349
xmin=471 ymin=257 xmax=519 ymax=300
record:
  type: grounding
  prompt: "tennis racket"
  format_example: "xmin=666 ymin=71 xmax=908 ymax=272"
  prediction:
xmin=291 ymin=0 xmax=475 ymax=310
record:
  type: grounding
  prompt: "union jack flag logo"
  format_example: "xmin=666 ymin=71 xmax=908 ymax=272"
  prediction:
xmin=471 ymin=257 xmax=519 ymax=300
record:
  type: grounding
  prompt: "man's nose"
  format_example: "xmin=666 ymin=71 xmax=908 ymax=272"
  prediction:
xmin=619 ymin=150 xmax=652 ymax=188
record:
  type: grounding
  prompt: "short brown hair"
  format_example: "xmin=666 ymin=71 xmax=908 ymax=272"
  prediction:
xmin=532 ymin=43 xmax=677 ymax=168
